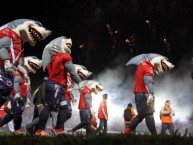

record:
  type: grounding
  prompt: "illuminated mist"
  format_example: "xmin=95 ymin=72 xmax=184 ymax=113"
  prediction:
xmin=77 ymin=52 xmax=193 ymax=133
xmin=23 ymin=52 xmax=193 ymax=134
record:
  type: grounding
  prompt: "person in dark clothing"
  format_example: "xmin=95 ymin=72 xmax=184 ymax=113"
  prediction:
xmin=25 ymin=77 xmax=57 ymax=134
xmin=123 ymin=103 xmax=137 ymax=135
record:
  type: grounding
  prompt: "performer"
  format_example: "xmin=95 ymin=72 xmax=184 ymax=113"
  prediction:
xmin=52 ymin=64 xmax=92 ymax=135
xmin=36 ymin=36 xmax=83 ymax=136
xmin=67 ymin=80 xmax=104 ymax=136
xmin=0 ymin=56 xmax=42 ymax=133
xmin=124 ymin=53 xmax=174 ymax=135
xmin=0 ymin=19 xmax=51 ymax=108
xmin=27 ymin=64 xmax=92 ymax=135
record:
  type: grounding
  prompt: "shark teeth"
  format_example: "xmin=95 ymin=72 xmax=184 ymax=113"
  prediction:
xmin=96 ymin=85 xmax=103 ymax=91
xmin=29 ymin=26 xmax=43 ymax=42
xmin=78 ymin=70 xmax=86 ymax=79
xmin=161 ymin=60 xmax=169 ymax=72
xmin=29 ymin=61 xmax=41 ymax=70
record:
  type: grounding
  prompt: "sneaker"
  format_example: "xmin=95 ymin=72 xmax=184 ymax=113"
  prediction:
xmin=36 ymin=129 xmax=48 ymax=136
xmin=123 ymin=128 xmax=131 ymax=134
xmin=51 ymin=128 xmax=65 ymax=136
xmin=13 ymin=129 xmax=24 ymax=134
xmin=66 ymin=129 xmax=74 ymax=135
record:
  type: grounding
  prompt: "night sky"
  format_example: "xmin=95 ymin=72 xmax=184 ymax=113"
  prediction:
xmin=1 ymin=0 xmax=193 ymax=133
xmin=0 ymin=0 xmax=193 ymax=89
xmin=1 ymin=0 xmax=193 ymax=90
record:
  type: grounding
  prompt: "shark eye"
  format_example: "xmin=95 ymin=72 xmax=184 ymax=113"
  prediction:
xmin=31 ymin=56 xmax=38 ymax=59
xmin=82 ymin=67 xmax=86 ymax=70
xmin=35 ymin=21 xmax=43 ymax=27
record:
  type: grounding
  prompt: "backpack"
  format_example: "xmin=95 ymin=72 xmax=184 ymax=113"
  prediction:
xmin=124 ymin=108 xmax=132 ymax=121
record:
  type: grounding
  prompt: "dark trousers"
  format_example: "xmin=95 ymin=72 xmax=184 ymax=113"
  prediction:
xmin=95 ymin=119 xmax=107 ymax=135
xmin=0 ymin=94 xmax=26 ymax=130
xmin=160 ymin=123 xmax=174 ymax=135
xmin=72 ymin=109 xmax=92 ymax=135
xmin=25 ymin=106 xmax=44 ymax=134
xmin=38 ymin=81 xmax=64 ymax=130
xmin=0 ymin=112 xmax=22 ymax=130
xmin=55 ymin=106 xmax=71 ymax=129
xmin=128 ymin=93 xmax=157 ymax=135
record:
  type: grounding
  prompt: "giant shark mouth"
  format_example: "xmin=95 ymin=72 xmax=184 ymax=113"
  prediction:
xmin=96 ymin=85 xmax=103 ymax=92
xmin=28 ymin=60 xmax=41 ymax=73
xmin=29 ymin=26 xmax=43 ymax=42
xmin=77 ymin=70 xmax=87 ymax=79
xmin=66 ymin=43 xmax=72 ymax=50
xmin=161 ymin=60 xmax=169 ymax=72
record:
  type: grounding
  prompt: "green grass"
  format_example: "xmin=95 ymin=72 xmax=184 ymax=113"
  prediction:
xmin=0 ymin=133 xmax=193 ymax=145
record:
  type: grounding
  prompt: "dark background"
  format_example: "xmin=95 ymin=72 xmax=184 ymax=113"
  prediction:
xmin=0 ymin=0 xmax=193 ymax=134
xmin=0 ymin=0 xmax=193 ymax=90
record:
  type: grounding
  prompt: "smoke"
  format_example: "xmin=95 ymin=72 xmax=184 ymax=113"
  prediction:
xmin=154 ymin=55 xmax=193 ymax=123
xmin=68 ymin=54 xmax=136 ymax=131
xmin=91 ymin=54 xmax=136 ymax=131
xmin=22 ymin=52 xmax=193 ymax=134
xmin=88 ymin=52 xmax=193 ymax=132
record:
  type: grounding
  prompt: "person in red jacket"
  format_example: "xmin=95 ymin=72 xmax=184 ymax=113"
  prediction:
xmin=0 ymin=19 xmax=51 ymax=108
xmin=67 ymin=85 xmax=93 ymax=135
xmin=51 ymin=64 xmax=92 ymax=135
xmin=67 ymin=80 xmax=104 ymax=136
xmin=94 ymin=93 xmax=108 ymax=135
xmin=124 ymin=53 xmax=174 ymax=135
xmin=36 ymin=37 xmax=83 ymax=136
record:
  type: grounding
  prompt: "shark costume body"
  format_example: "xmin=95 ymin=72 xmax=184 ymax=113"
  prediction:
xmin=36 ymin=36 xmax=83 ymax=135
xmin=0 ymin=56 xmax=42 ymax=133
xmin=124 ymin=53 xmax=174 ymax=135
xmin=67 ymin=80 xmax=104 ymax=136
xmin=0 ymin=19 xmax=51 ymax=108
xmin=26 ymin=64 xmax=92 ymax=135
xmin=52 ymin=64 xmax=92 ymax=135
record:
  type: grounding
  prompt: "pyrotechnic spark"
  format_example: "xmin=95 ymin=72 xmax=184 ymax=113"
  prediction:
xmin=163 ymin=37 xmax=170 ymax=53
xmin=106 ymin=24 xmax=118 ymax=53
xmin=145 ymin=19 xmax=156 ymax=39
xmin=125 ymin=35 xmax=136 ymax=55
xmin=79 ymin=43 xmax=85 ymax=49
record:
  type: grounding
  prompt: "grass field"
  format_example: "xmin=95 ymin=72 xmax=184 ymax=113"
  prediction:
xmin=0 ymin=133 xmax=193 ymax=145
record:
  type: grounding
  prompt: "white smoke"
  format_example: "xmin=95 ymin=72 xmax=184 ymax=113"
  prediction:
xmin=154 ymin=56 xmax=193 ymax=124
xmin=23 ymin=52 xmax=193 ymax=134
xmin=88 ymin=52 xmax=193 ymax=132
